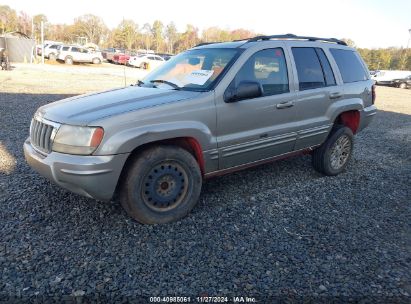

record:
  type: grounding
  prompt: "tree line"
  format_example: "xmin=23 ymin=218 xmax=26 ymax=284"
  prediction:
xmin=1 ymin=4 xmax=410 ymax=69
xmin=0 ymin=5 xmax=254 ymax=54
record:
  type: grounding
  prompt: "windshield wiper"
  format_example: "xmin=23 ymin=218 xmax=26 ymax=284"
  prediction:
xmin=136 ymin=80 xmax=145 ymax=87
xmin=150 ymin=79 xmax=181 ymax=90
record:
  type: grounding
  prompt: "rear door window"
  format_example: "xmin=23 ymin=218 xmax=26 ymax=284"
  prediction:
xmin=330 ymin=49 xmax=368 ymax=83
xmin=315 ymin=48 xmax=336 ymax=86
xmin=292 ymin=47 xmax=325 ymax=90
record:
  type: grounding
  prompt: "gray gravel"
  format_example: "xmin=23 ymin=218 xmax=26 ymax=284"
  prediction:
xmin=0 ymin=90 xmax=410 ymax=303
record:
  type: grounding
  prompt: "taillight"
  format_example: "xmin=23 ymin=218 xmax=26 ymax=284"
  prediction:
xmin=371 ymin=84 xmax=376 ymax=104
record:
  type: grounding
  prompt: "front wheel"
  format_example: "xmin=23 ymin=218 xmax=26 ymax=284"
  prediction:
xmin=312 ymin=125 xmax=354 ymax=176
xmin=119 ymin=146 xmax=202 ymax=224
xmin=92 ymin=57 xmax=101 ymax=64
xmin=48 ymin=53 xmax=56 ymax=60
xmin=399 ymin=82 xmax=407 ymax=89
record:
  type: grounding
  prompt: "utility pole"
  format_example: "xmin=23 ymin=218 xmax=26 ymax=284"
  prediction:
xmin=41 ymin=20 xmax=44 ymax=64
xmin=31 ymin=17 xmax=34 ymax=39
xmin=407 ymin=28 xmax=411 ymax=49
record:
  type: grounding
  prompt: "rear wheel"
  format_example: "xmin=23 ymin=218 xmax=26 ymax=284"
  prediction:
xmin=65 ymin=56 xmax=73 ymax=65
xmin=119 ymin=146 xmax=202 ymax=224
xmin=312 ymin=125 xmax=353 ymax=176
xmin=399 ymin=82 xmax=407 ymax=89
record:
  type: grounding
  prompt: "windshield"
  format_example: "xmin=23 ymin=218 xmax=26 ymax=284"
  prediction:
xmin=141 ymin=48 xmax=241 ymax=91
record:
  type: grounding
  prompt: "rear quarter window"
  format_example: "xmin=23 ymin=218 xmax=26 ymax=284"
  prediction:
xmin=330 ymin=49 xmax=368 ymax=83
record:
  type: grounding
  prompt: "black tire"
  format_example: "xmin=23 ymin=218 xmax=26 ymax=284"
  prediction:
xmin=140 ymin=62 xmax=147 ymax=69
xmin=65 ymin=56 xmax=73 ymax=65
xmin=399 ymin=82 xmax=407 ymax=89
xmin=92 ymin=57 xmax=101 ymax=64
xmin=312 ymin=125 xmax=354 ymax=176
xmin=119 ymin=146 xmax=202 ymax=224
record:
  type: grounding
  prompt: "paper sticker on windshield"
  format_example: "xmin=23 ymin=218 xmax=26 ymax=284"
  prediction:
xmin=184 ymin=70 xmax=214 ymax=85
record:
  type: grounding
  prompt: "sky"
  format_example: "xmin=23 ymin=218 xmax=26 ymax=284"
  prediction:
xmin=5 ymin=0 xmax=411 ymax=48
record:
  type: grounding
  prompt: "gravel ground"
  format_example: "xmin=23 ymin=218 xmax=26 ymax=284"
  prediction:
xmin=0 ymin=66 xmax=410 ymax=303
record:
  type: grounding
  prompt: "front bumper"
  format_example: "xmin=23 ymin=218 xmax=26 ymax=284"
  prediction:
xmin=24 ymin=138 xmax=129 ymax=201
xmin=358 ymin=105 xmax=377 ymax=132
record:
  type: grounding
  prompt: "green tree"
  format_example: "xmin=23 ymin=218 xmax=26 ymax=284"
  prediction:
xmin=32 ymin=14 xmax=49 ymax=40
xmin=112 ymin=19 xmax=139 ymax=50
xmin=151 ymin=20 xmax=164 ymax=52
xmin=165 ymin=22 xmax=178 ymax=54
xmin=17 ymin=11 xmax=31 ymax=36
xmin=73 ymin=14 xmax=108 ymax=45
xmin=0 ymin=5 xmax=17 ymax=33
xmin=141 ymin=23 xmax=152 ymax=51
xmin=176 ymin=24 xmax=199 ymax=53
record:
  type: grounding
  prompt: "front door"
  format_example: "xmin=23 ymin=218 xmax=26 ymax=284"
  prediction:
xmin=216 ymin=47 xmax=298 ymax=169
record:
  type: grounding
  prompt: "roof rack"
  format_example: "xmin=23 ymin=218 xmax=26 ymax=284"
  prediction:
xmin=194 ymin=42 xmax=220 ymax=47
xmin=246 ymin=34 xmax=347 ymax=46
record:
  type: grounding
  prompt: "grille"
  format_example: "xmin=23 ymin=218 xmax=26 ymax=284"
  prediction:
xmin=30 ymin=118 xmax=54 ymax=153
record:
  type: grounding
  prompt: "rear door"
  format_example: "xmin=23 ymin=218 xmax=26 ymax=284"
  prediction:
xmin=215 ymin=45 xmax=298 ymax=169
xmin=286 ymin=44 xmax=339 ymax=150
xmin=70 ymin=47 xmax=81 ymax=62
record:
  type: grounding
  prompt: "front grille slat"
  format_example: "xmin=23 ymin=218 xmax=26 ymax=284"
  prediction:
xmin=35 ymin=120 xmax=42 ymax=147
xmin=45 ymin=126 xmax=53 ymax=152
xmin=30 ymin=118 xmax=55 ymax=154
xmin=33 ymin=120 xmax=39 ymax=147
xmin=39 ymin=123 xmax=46 ymax=148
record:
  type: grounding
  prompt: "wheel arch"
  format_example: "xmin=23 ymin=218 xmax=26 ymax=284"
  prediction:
xmin=329 ymin=99 xmax=363 ymax=134
xmin=112 ymin=136 xmax=206 ymax=201
xmin=335 ymin=110 xmax=361 ymax=134
xmin=126 ymin=136 xmax=205 ymax=175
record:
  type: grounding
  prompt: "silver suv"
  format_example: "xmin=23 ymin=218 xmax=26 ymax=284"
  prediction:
xmin=24 ymin=34 xmax=377 ymax=224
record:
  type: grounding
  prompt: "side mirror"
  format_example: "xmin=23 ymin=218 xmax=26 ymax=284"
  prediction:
xmin=224 ymin=81 xmax=262 ymax=103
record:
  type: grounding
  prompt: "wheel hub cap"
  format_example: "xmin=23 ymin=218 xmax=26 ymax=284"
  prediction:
xmin=330 ymin=135 xmax=351 ymax=170
xmin=142 ymin=162 xmax=188 ymax=211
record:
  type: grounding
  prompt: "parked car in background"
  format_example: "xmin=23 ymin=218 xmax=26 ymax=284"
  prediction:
xmin=25 ymin=34 xmax=376 ymax=224
xmin=102 ymin=48 xmax=122 ymax=63
xmin=44 ymin=44 xmax=63 ymax=60
xmin=36 ymin=42 xmax=63 ymax=59
xmin=57 ymin=45 xmax=103 ymax=64
xmin=128 ymin=54 xmax=165 ymax=69
xmin=113 ymin=52 xmax=131 ymax=65
xmin=371 ymin=70 xmax=411 ymax=85
xmin=156 ymin=53 xmax=174 ymax=61
xmin=390 ymin=75 xmax=411 ymax=89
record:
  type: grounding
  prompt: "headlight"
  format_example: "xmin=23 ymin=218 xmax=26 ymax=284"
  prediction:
xmin=52 ymin=125 xmax=104 ymax=155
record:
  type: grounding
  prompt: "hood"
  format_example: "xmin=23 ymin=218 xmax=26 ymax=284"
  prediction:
xmin=39 ymin=86 xmax=201 ymax=125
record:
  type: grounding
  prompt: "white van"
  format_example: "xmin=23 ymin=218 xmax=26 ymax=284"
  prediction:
xmin=372 ymin=70 xmax=411 ymax=85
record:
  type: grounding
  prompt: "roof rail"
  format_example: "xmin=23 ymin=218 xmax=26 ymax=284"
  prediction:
xmin=246 ymin=34 xmax=347 ymax=46
xmin=194 ymin=42 xmax=221 ymax=47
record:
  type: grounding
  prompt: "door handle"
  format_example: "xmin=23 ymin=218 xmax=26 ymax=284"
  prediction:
xmin=276 ymin=101 xmax=294 ymax=109
xmin=329 ymin=92 xmax=343 ymax=99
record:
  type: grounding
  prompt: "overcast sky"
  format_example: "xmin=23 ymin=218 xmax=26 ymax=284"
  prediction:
xmin=5 ymin=0 xmax=411 ymax=48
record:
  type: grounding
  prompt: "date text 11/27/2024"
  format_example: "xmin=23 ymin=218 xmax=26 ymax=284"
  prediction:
xmin=149 ymin=296 xmax=257 ymax=303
